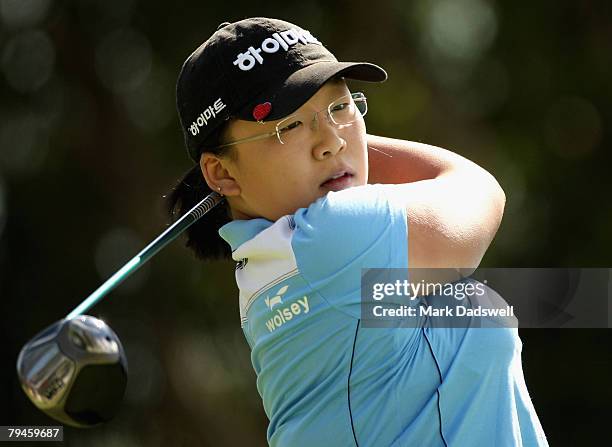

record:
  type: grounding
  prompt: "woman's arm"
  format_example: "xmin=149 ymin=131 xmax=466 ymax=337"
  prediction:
xmin=366 ymin=134 xmax=506 ymax=271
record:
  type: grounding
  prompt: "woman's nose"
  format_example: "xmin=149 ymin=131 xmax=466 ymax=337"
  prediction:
xmin=312 ymin=124 xmax=346 ymax=159
xmin=307 ymin=108 xmax=345 ymax=158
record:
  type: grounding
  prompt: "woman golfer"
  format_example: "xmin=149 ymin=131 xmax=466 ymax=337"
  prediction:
xmin=168 ymin=17 xmax=548 ymax=447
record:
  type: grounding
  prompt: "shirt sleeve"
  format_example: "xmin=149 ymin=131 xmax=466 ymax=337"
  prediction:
xmin=291 ymin=183 xmax=409 ymax=318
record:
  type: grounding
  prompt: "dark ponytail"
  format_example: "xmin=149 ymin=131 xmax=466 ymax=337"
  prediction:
xmin=165 ymin=121 xmax=236 ymax=262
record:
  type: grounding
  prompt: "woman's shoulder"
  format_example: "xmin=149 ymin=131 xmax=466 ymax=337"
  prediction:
xmin=296 ymin=183 xmax=405 ymax=220
xmin=292 ymin=182 xmax=407 ymax=256
xmin=291 ymin=182 xmax=409 ymax=283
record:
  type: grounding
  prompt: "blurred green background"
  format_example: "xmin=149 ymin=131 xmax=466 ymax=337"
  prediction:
xmin=1 ymin=0 xmax=610 ymax=445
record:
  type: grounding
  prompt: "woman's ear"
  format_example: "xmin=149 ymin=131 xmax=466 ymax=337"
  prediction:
xmin=199 ymin=152 xmax=241 ymax=196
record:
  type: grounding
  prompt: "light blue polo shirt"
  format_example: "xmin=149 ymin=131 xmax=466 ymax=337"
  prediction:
xmin=219 ymin=183 xmax=548 ymax=447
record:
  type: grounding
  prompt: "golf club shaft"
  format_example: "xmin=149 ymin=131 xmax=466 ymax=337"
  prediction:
xmin=66 ymin=191 xmax=225 ymax=320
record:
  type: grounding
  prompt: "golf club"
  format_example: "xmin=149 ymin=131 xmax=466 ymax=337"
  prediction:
xmin=16 ymin=191 xmax=225 ymax=427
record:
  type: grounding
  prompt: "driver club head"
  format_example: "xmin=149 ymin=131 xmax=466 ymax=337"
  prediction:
xmin=16 ymin=315 xmax=128 ymax=428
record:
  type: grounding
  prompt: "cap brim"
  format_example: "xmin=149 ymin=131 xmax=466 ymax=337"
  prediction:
xmin=236 ymin=61 xmax=387 ymax=121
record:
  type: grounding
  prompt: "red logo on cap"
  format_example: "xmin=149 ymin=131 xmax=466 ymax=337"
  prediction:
xmin=253 ymin=102 xmax=272 ymax=121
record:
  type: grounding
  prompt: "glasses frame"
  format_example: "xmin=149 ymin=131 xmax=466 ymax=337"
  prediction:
xmin=212 ymin=92 xmax=368 ymax=149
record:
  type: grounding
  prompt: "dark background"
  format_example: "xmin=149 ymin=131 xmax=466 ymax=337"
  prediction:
xmin=1 ymin=0 xmax=610 ymax=445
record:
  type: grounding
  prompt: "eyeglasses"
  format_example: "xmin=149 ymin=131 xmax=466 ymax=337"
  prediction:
xmin=212 ymin=92 xmax=368 ymax=149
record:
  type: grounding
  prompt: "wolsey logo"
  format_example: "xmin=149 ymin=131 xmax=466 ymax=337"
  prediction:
xmin=265 ymin=285 xmax=287 ymax=310
xmin=233 ymin=27 xmax=321 ymax=71
xmin=264 ymin=285 xmax=310 ymax=333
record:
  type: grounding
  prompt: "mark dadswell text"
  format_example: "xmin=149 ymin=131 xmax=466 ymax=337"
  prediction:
xmin=372 ymin=304 xmax=515 ymax=318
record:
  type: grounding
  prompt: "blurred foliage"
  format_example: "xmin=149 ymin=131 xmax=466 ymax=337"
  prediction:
xmin=0 ymin=0 xmax=610 ymax=446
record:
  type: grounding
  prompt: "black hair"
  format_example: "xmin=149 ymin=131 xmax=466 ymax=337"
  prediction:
xmin=165 ymin=121 xmax=236 ymax=262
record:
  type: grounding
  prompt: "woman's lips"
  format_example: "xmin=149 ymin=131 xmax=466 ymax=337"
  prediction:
xmin=320 ymin=173 xmax=353 ymax=191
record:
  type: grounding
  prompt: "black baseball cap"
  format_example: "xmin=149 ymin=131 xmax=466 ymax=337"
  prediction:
xmin=176 ymin=17 xmax=387 ymax=162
